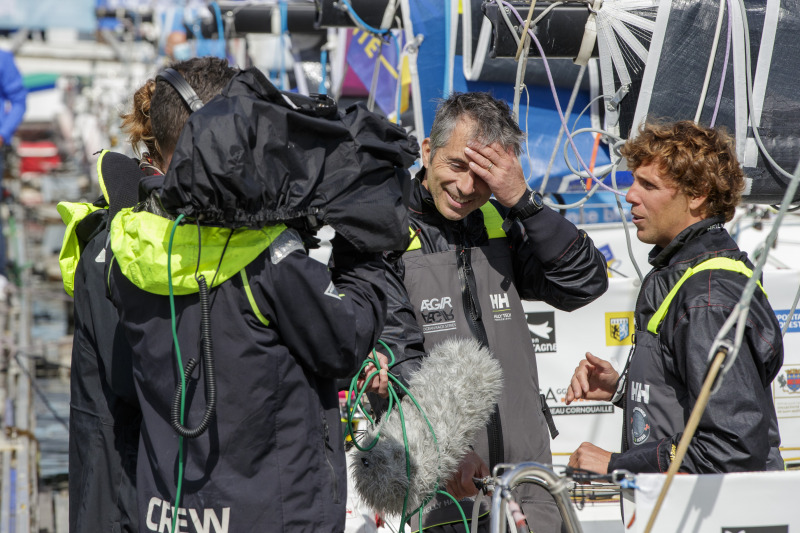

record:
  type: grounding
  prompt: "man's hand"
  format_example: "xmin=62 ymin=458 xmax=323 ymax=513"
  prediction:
xmin=565 ymin=352 xmax=619 ymax=405
xmin=568 ymin=442 xmax=612 ymax=475
xmin=464 ymin=141 xmax=527 ymax=207
xmin=446 ymin=449 xmax=489 ymax=500
xmin=357 ymin=352 xmax=389 ymax=398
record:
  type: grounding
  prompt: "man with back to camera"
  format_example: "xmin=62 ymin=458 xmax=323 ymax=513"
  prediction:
xmin=365 ymin=92 xmax=609 ymax=532
xmin=566 ymin=120 xmax=784 ymax=475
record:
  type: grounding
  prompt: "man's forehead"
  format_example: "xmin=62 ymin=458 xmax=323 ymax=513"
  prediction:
xmin=633 ymin=160 xmax=670 ymax=180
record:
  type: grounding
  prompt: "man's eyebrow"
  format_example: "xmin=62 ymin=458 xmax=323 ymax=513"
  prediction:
xmin=442 ymin=155 xmax=469 ymax=165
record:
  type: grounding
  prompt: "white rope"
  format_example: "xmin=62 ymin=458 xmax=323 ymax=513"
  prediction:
xmin=461 ymin=0 xmax=494 ymax=80
xmin=540 ymin=64 xmax=588 ymax=194
xmin=694 ymin=0 xmax=726 ymax=123
xmin=736 ymin=0 xmax=795 ymax=181
xmin=399 ymin=0 xmax=425 ymax=138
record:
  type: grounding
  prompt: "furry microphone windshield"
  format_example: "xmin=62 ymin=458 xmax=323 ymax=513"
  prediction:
xmin=349 ymin=337 xmax=503 ymax=517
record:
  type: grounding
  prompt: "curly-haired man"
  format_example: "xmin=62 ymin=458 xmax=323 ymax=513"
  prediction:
xmin=566 ymin=120 xmax=784 ymax=475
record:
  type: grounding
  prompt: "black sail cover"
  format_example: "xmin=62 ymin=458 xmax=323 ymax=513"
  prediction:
xmin=149 ymin=68 xmax=419 ymax=252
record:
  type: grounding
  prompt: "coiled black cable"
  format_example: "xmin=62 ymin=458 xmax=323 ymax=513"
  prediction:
xmin=171 ymin=274 xmax=217 ymax=438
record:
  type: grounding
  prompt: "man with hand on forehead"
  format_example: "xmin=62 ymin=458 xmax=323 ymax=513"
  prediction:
xmin=364 ymin=92 xmax=608 ymax=532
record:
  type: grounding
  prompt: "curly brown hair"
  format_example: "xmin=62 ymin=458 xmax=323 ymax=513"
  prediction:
xmin=620 ymin=120 xmax=744 ymax=222
xmin=120 ymin=78 xmax=158 ymax=162
xmin=120 ymin=57 xmax=237 ymax=170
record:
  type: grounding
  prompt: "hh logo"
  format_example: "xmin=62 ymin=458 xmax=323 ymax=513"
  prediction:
xmin=490 ymin=293 xmax=512 ymax=322
xmin=526 ymin=311 xmax=556 ymax=354
xmin=489 ymin=293 xmax=510 ymax=310
xmin=630 ymin=380 xmax=650 ymax=404
xmin=605 ymin=311 xmax=634 ymax=346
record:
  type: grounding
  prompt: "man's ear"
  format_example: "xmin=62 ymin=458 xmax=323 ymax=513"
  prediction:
xmin=688 ymin=193 xmax=708 ymax=216
xmin=421 ymin=138 xmax=432 ymax=168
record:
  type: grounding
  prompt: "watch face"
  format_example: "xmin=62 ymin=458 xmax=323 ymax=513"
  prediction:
xmin=517 ymin=192 xmax=543 ymax=218
xmin=509 ymin=190 xmax=544 ymax=221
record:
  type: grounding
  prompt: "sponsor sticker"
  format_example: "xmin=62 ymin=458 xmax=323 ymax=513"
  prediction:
xmin=606 ymin=311 xmax=634 ymax=346
xmin=526 ymin=311 xmax=556 ymax=354
xmin=549 ymin=404 xmax=614 ymax=416
xmin=774 ymin=309 xmax=800 ymax=333
xmin=774 ymin=365 xmax=800 ymax=419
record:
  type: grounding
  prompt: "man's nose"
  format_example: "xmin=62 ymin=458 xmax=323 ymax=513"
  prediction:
xmin=457 ymin=173 xmax=477 ymax=196
xmin=625 ymin=184 xmax=639 ymax=205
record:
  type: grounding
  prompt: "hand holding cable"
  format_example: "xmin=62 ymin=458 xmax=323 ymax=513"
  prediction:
xmin=357 ymin=351 xmax=390 ymax=398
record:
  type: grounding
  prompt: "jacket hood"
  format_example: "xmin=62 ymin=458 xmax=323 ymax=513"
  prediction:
xmin=58 ymin=150 xmax=146 ymax=296
xmin=109 ymin=208 xmax=286 ymax=295
xmin=147 ymin=68 xmax=419 ymax=253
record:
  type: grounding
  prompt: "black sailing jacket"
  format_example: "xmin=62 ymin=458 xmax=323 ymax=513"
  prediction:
xmin=61 ymin=151 xmax=145 ymax=533
xmin=107 ymin=197 xmax=388 ymax=532
xmin=379 ymin=175 xmax=608 ymax=531
xmin=608 ymin=217 xmax=784 ymax=473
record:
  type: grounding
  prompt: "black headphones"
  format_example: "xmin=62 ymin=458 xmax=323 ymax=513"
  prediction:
xmin=156 ymin=68 xmax=204 ymax=113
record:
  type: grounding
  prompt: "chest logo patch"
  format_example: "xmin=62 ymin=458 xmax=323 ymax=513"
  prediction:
xmin=631 ymin=406 xmax=651 ymax=445
xmin=324 ymin=282 xmax=342 ymax=300
xmin=419 ymin=296 xmax=456 ymax=334
xmin=490 ymin=292 xmax=512 ymax=322
xmin=630 ymin=380 xmax=650 ymax=404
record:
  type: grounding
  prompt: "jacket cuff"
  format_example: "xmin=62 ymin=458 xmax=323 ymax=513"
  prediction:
xmin=604 ymin=439 xmax=668 ymax=474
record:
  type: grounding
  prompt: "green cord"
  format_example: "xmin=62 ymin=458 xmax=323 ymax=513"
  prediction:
xmin=168 ymin=214 xmax=186 ymax=531
xmin=344 ymin=340 xmax=464 ymax=531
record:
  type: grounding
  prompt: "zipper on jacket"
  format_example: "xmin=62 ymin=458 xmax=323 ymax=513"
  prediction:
xmin=456 ymin=244 xmax=504 ymax=469
xmin=621 ymin=389 xmax=629 ymax=452
xmin=321 ymin=413 xmax=340 ymax=504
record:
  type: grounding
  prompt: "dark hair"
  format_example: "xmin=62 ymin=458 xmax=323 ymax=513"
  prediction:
xmin=620 ymin=120 xmax=745 ymax=221
xmin=121 ymin=57 xmax=238 ymax=169
xmin=428 ymin=92 xmax=524 ymax=159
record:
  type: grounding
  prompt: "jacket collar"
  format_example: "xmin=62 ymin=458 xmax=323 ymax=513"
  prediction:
xmin=409 ymin=169 xmax=437 ymax=214
xmin=648 ymin=216 xmax=727 ymax=268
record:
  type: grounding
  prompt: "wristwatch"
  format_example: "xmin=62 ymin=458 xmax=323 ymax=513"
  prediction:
xmin=508 ymin=189 xmax=544 ymax=221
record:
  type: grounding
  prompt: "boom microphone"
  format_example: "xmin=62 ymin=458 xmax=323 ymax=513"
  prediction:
xmin=350 ymin=338 xmax=503 ymax=517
